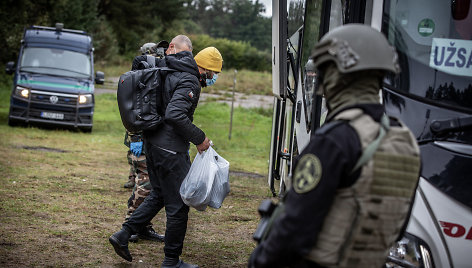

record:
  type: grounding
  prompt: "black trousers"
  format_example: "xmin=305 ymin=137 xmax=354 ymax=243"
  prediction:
xmin=123 ymin=142 xmax=191 ymax=258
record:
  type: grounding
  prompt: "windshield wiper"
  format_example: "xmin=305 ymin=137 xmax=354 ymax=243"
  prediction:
xmin=20 ymin=66 xmax=89 ymax=77
xmin=430 ymin=116 xmax=472 ymax=134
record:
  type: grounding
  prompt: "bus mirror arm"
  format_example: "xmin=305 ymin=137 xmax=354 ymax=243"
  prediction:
xmin=430 ymin=116 xmax=472 ymax=134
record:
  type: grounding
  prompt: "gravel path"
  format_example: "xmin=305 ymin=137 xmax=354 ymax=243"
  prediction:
xmin=96 ymin=77 xmax=274 ymax=110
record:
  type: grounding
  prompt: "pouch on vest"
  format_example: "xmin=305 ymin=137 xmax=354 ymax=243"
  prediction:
xmin=253 ymin=199 xmax=286 ymax=243
xmin=117 ymin=66 xmax=175 ymax=133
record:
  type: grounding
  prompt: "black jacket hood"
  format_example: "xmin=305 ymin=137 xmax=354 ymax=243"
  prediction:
xmin=165 ymin=51 xmax=200 ymax=78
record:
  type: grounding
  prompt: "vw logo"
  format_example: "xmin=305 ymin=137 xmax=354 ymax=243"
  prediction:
xmin=49 ymin=95 xmax=59 ymax=104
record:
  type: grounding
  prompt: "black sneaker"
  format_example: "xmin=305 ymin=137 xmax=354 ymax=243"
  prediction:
xmin=109 ymin=229 xmax=132 ymax=262
xmin=124 ymin=176 xmax=135 ymax=188
xmin=139 ymin=226 xmax=164 ymax=242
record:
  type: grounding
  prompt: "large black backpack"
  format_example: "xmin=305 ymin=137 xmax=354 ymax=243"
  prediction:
xmin=117 ymin=60 xmax=175 ymax=133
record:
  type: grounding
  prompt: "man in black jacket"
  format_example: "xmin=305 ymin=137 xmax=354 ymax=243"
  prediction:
xmin=109 ymin=35 xmax=223 ymax=268
xmin=121 ymin=41 xmax=169 ymax=243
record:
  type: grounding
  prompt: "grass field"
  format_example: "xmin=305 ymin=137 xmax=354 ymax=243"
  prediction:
xmin=0 ymin=70 xmax=276 ymax=267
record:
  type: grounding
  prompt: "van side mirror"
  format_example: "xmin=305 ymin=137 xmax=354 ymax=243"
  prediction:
xmin=95 ymin=71 xmax=105 ymax=84
xmin=5 ymin=61 xmax=15 ymax=75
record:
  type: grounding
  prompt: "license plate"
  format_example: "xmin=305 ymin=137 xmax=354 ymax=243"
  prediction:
xmin=41 ymin=112 xmax=64 ymax=120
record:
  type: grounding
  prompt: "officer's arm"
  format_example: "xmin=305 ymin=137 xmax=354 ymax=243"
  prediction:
xmin=250 ymin=126 xmax=360 ymax=267
xmin=165 ymin=76 xmax=206 ymax=146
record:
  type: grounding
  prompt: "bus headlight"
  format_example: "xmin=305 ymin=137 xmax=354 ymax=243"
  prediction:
xmin=385 ymin=233 xmax=434 ymax=268
xmin=15 ymin=86 xmax=30 ymax=99
xmin=78 ymin=94 xmax=92 ymax=104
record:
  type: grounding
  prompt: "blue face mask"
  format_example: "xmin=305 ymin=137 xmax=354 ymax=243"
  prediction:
xmin=206 ymin=73 xmax=218 ymax=86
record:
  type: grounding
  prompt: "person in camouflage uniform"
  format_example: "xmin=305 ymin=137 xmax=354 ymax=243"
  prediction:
xmin=124 ymin=131 xmax=151 ymax=219
xmin=123 ymin=132 xmax=139 ymax=189
xmin=123 ymin=41 xmax=168 ymax=189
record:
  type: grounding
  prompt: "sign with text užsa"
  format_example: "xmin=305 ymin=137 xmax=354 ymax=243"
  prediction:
xmin=429 ymin=38 xmax=472 ymax=77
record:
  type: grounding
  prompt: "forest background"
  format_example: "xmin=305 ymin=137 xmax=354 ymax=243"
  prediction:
xmin=0 ymin=0 xmax=272 ymax=71
xmin=0 ymin=2 xmax=279 ymax=266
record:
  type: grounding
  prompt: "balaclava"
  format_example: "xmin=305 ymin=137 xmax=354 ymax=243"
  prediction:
xmin=321 ymin=62 xmax=383 ymax=122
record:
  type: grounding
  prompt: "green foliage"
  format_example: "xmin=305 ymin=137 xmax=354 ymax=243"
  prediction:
xmin=91 ymin=17 xmax=120 ymax=64
xmin=98 ymin=0 xmax=153 ymax=55
xmin=0 ymin=0 xmax=99 ymax=65
xmin=209 ymin=69 xmax=272 ymax=95
xmin=192 ymin=102 xmax=272 ymax=173
xmin=186 ymin=0 xmax=271 ymax=52
xmin=192 ymin=34 xmax=271 ymax=72
xmin=0 ymin=0 xmax=272 ymax=72
xmin=0 ymin=74 xmax=12 ymax=124
xmin=98 ymin=0 xmax=186 ymax=55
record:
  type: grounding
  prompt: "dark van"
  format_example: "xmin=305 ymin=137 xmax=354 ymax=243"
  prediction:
xmin=5 ymin=23 xmax=104 ymax=132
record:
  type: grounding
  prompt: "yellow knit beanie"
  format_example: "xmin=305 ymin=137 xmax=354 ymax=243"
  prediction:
xmin=194 ymin=47 xmax=223 ymax=72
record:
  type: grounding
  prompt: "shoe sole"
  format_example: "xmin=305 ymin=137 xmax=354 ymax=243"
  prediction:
xmin=109 ymin=235 xmax=132 ymax=262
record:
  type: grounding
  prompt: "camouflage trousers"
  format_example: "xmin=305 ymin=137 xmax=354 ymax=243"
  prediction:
xmin=125 ymin=150 xmax=151 ymax=220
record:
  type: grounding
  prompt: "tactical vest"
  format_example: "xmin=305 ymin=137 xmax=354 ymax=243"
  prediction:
xmin=305 ymin=108 xmax=421 ymax=267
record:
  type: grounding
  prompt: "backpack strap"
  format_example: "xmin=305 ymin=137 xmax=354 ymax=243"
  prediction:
xmin=146 ymin=55 xmax=155 ymax=67
xmin=137 ymin=55 xmax=156 ymax=69
xmin=157 ymin=67 xmax=176 ymax=72
xmin=350 ymin=113 xmax=390 ymax=174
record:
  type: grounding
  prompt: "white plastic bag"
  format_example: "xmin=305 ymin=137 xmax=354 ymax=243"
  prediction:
xmin=208 ymin=149 xmax=230 ymax=209
xmin=180 ymin=147 xmax=230 ymax=211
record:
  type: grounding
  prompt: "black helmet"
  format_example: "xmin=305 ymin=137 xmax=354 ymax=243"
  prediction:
xmin=311 ymin=24 xmax=400 ymax=74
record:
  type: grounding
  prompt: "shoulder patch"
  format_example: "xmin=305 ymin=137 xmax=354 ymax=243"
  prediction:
xmin=188 ymin=91 xmax=194 ymax=99
xmin=293 ymin=154 xmax=322 ymax=194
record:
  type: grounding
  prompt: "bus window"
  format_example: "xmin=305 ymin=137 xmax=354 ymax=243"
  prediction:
xmin=383 ymin=0 xmax=472 ymax=113
xmin=300 ymin=0 xmax=324 ymax=131
xmin=287 ymin=0 xmax=305 ymax=93
xmin=329 ymin=0 xmax=344 ymax=31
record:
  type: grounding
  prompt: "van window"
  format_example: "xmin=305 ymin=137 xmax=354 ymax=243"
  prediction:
xmin=20 ymin=47 xmax=91 ymax=78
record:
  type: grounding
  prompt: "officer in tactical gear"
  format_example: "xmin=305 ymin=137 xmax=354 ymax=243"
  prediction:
xmin=249 ymin=24 xmax=421 ymax=268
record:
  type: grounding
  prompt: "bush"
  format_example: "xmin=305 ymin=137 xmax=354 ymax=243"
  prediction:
xmin=190 ymin=34 xmax=271 ymax=72
xmin=91 ymin=17 xmax=120 ymax=65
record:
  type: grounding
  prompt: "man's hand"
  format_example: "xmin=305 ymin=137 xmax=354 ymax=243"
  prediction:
xmin=130 ymin=142 xmax=143 ymax=157
xmin=196 ymin=137 xmax=211 ymax=154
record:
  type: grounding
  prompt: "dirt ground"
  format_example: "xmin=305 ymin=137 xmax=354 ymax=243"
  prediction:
xmin=0 ymin=142 xmax=270 ymax=267
xmin=0 ymin=84 xmax=273 ymax=267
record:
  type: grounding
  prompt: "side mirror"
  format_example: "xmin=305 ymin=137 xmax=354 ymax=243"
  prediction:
xmin=95 ymin=71 xmax=105 ymax=84
xmin=5 ymin=61 xmax=15 ymax=75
